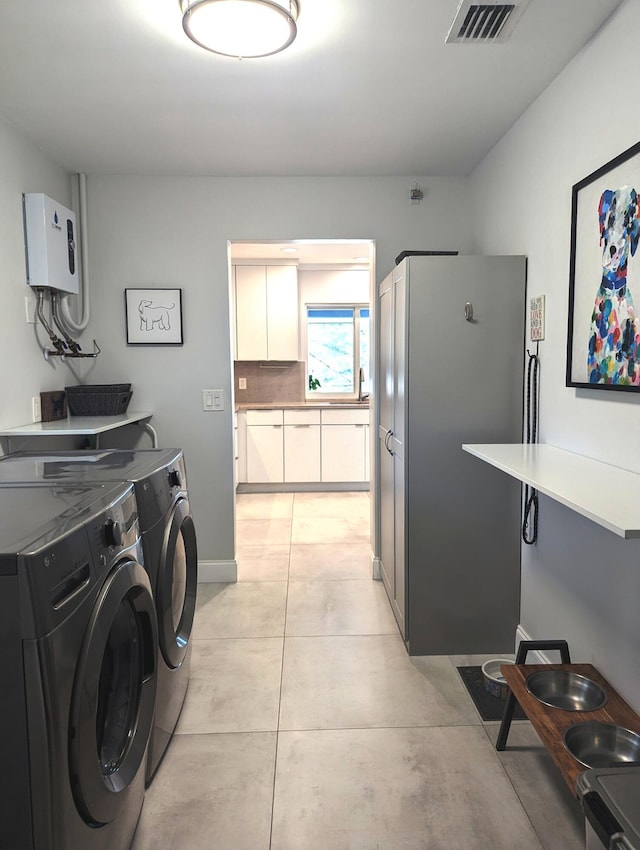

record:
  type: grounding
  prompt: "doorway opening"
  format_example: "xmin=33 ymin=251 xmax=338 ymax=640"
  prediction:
xmin=228 ymin=238 xmax=376 ymax=574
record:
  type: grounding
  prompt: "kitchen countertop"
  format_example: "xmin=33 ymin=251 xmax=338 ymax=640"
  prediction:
xmin=236 ymin=402 xmax=369 ymax=410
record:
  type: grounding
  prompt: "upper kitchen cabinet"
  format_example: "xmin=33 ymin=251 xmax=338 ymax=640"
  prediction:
xmin=234 ymin=265 xmax=298 ymax=361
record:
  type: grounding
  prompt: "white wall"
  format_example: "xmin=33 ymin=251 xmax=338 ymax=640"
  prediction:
xmin=0 ymin=118 xmax=73 ymax=444
xmin=83 ymin=175 xmax=470 ymax=568
xmin=469 ymin=0 xmax=640 ymax=708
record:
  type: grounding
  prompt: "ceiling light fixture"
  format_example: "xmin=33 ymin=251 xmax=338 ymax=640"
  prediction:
xmin=181 ymin=0 xmax=299 ymax=59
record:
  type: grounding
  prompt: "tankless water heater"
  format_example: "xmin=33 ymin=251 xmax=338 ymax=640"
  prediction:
xmin=23 ymin=192 xmax=78 ymax=294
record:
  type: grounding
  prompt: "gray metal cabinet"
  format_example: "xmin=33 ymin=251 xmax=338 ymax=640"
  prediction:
xmin=377 ymin=255 xmax=526 ymax=655
xmin=378 ymin=266 xmax=406 ymax=637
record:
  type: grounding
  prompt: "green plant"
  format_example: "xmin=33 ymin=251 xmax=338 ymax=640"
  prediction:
xmin=308 ymin=373 xmax=321 ymax=391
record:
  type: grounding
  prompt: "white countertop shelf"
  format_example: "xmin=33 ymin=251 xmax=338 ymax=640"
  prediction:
xmin=462 ymin=443 xmax=640 ymax=539
xmin=0 ymin=411 xmax=154 ymax=437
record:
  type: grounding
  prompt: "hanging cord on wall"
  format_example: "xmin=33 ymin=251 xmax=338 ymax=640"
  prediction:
xmin=523 ymin=344 xmax=539 ymax=544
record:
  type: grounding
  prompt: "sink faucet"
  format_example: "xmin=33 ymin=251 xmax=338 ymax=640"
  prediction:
xmin=358 ymin=367 xmax=369 ymax=402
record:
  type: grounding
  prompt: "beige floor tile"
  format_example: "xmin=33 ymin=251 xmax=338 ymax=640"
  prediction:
xmin=193 ymin=581 xmax=287 ymax=638
xmin=271 ymin=726 xmax=543 ymax=850
xmin=236 ymin=543 xmax=290 ymax=581
xmin=132 ymin=732 xmax=276 ymax=850
xmin=236 ymin=516 xmax=292 ymax=546
xmin=235 ymin=493 xmax=294 ymax=520
xmin=175 ymin=638 xmax=283 ymax=734
xmin=291 ymin=515 xmax=369 ymax=544
xmin=289 ymin=542 xmax=371 ymax=580
xmin=292 ymin=491 xmax=370 ymax=520
xmin=279 ymin=635 xmax=481 ymax=730
xmin=285 ymin=579 xmax=398 ymax=636
xmin=484 ymin=723 xmax=585 ymax=850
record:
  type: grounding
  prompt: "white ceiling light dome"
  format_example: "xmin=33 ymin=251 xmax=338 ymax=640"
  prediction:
xmin=181 ymin=0 xmax=299 ymax=59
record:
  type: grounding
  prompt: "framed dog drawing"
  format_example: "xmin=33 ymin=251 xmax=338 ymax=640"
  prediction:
xmin=125 ymin=288 xmax=183 ymax=345
xmin=567 ymin=141 xmax=640 ymax=390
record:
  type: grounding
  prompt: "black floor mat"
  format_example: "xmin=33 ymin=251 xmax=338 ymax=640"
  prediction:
xmin=457 ymin=665 xmax=526 ymax=722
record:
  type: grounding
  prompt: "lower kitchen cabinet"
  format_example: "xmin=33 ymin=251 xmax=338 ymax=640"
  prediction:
xmin=284 ymin=410 xmax=321 ymax=482
xmin=246 ymin=410 xmax=284 ymax=483
xmin=239 ymin=407 xmax=370 ymax=486
xmin=320 ymin=408 xmax=369 ymax=483
xmin=235 ymin=410 xmax=247 ymax=484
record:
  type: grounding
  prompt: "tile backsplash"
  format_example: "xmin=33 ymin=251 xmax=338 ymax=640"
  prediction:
xmin=234 ymin=361 xmax=306 ymax=403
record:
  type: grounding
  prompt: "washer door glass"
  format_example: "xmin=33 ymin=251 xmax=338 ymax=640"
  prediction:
xmin=69 ymin=559 xmax=157 ymax=826
xmin=96 ymin=596 xmax=142 ymax=774
xmin=157 ymin=497 xmax=197 ymax=669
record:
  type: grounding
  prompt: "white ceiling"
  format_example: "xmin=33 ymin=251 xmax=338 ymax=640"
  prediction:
xmin=0 ymin=0 xmax=623 ymax=178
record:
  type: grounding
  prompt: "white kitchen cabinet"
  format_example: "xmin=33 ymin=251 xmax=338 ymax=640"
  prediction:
xmin=246 ymin=409 xmax=284 ymax=482
xmin=234 ymin=265 xmax=298 ymax=361
xmin=235 ymin=410 xmax=246 ymax=484
xmin=239 ymin=406 xmax=370 ymax=487
xmin=320 ymin=408 xmax=368 ymax=482
xmin=284 ymin=409 xmax=320 ymax=482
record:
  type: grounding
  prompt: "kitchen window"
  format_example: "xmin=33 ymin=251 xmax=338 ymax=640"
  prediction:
xmin=306 ymin=305 xmax=370 ymax=399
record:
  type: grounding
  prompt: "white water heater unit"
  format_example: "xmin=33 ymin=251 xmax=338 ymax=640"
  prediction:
xmin=23 ymin=192 xmax=78 ymax=294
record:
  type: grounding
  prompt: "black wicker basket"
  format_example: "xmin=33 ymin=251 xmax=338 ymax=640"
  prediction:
xmin=65 ymin=384 xmax=133 ymax=416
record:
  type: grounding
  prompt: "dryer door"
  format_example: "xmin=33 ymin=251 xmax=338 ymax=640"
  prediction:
xmin=157 ymin=496 xmax=198 ymax=669
xmin=69 ymin=559 xmax=157 ymax=826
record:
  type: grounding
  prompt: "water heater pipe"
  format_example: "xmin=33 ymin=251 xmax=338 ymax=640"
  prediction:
xmin=59 ymin=172 xmax=90 ymax=332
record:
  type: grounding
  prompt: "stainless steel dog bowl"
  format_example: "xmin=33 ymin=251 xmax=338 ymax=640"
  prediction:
xmin=525 ymin=670 xmax=607 ymax=711
xmin=563 ymin=721 xmax=640 ymax=768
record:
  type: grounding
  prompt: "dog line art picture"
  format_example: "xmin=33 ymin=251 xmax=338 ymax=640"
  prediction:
xmin=588 ymin=185 xmax=640 ymax=384
xmin=125 ymin=289 xmax=183 ymax=345
xmin=138 ymin=299 xmax=176 ymax=333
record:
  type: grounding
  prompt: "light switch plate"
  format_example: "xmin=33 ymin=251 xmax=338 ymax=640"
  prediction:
xmin=202 ymin=389 xmax=224 ymax=411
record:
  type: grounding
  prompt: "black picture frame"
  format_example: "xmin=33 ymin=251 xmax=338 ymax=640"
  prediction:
xmin=125 ymin=288 xmax=183 ymax=345
xmin=566 ymin=140 xmax=640 ymax=391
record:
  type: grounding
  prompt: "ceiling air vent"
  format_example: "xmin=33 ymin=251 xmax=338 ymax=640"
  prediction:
xmin=445 ymin=0 xmax=530 ymax=44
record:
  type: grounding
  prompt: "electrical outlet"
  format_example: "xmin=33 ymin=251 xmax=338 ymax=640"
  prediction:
xmin=32 ymin=396 xmax=42 ymax=423
xmin=238 ymin=378 xmax=247 ymax=390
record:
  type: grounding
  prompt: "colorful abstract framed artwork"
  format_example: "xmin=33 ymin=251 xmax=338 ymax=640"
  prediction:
xmin=567 ymin=140 xmax=640 ymax=391
xmin=125 ymin=288 xmax=183 ymax=345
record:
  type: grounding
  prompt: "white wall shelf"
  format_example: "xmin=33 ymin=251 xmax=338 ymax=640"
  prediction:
xmin=0 ymin=411 xmax=157 ymax=448
xmin=462 ymin=443 xmax=640 ymax=540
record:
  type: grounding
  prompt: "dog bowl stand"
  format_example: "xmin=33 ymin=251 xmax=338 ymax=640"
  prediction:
xmin=497 ymin=659 xmax=640 ymax=795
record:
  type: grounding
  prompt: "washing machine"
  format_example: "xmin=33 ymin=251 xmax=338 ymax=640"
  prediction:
xmin=0 ymin=481 xmax=157 ymax=850
xmin=0 ymin=449 xmax=198 ymax=784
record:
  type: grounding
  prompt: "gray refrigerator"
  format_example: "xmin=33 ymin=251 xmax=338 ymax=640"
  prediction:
xmin=377 ymin=254 xmax=526 ymax=655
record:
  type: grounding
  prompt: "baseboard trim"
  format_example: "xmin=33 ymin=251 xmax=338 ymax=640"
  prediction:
xmin=515 ymin=625 xmax=553 ymax=663
xmin=371 ymin=555 xmax=381 ymax=581
xmin=236 ymin=482 xmax=370 ymax=493
xmin=198 ymin=559 xmax=237 ymax=583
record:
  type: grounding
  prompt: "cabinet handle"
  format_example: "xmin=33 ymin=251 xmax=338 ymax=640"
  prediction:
xmin=292 ymin=424 xmax=311 ymax=428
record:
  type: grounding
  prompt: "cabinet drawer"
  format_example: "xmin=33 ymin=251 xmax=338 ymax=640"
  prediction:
xmin=321 ymin=408 xmax=369 ymax=425
xmin=283 ymin=409 xmax=321 ymax=425
xmin=246 ymin=409 xmax=284 ymax=426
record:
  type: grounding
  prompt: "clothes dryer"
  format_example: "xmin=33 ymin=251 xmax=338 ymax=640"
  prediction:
xmin=0 ymin=481 xmax=157 ymax=850
xmin=0 ymin=449 xmax=198 ymax=784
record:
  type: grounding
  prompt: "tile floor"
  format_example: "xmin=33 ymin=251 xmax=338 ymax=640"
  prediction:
xmin=132 ymin=492 xmax=586 ymax=850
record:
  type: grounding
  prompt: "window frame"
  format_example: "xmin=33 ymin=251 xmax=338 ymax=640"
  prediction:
xmin=305 ymin=302 xmax=370 ymax=401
